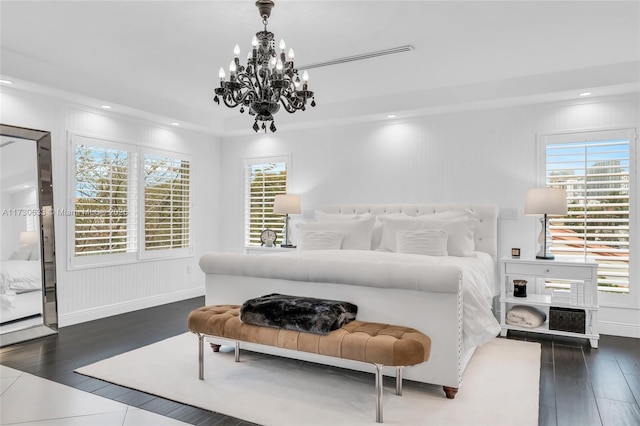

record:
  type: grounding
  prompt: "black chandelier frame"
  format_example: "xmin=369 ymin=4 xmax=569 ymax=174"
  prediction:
xmin=214 ymin=0 xmax=316 ymax=133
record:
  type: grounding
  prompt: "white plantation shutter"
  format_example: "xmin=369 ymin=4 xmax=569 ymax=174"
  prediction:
xmin=74 ymin=142 xmax=135 ymax=258
xmin=542 ymin=129 xmax=636 ymax=294
xmin=245 ymin=157 xmax=288 ymax=246
xmin=143 ymin=152 xmax=191 ymax=252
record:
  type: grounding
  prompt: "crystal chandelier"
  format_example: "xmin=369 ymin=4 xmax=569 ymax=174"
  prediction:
xmin=213 ymin=0 xmax=316 ymax=133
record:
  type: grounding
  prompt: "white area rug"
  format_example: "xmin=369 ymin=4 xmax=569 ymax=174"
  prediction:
xmin=76 ymin=333 xmax=540 ymax=425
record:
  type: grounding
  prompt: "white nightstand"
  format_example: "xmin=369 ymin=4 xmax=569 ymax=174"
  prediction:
xmin=245 ymin=246 xmax=296 ymax=255
xmin=499 ymin=257 xmax=599 ymax=348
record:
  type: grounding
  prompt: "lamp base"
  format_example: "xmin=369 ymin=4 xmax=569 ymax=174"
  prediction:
xmin=536 ymin=253 xmax=555 ymax=260
xmin=536 ymin=215 xmax=556 ymax=260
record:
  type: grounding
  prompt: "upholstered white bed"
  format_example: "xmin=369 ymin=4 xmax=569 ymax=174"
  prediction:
xmin=200 ymin=203 xmax=500 ymax=397
xmin=1 ymin=260 xmax=42 ymax=324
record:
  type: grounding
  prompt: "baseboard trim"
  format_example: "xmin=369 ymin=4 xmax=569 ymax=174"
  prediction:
xmin=59 ymin=287 xmax=205 ymax=327
xmin=598 ymin=320 xmax=640 ymax=339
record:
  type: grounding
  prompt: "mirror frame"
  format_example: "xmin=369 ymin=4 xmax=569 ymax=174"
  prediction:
xmin=0 ymin=124 xmax=58 ymax=346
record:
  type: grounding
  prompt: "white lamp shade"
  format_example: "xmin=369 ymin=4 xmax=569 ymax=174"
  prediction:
xmin=525 ymin=188 xmax=568 ymax=215
xmin=273 ymin=194 xmax=301 ymax=215
xmin=19 ymin=231 xmax=39 ymax=245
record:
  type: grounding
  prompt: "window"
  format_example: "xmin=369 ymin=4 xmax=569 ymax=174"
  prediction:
xmin=244 ymin=156 xmax=288 ymax=246
xmin=540 ymin=128 xmax=637 ymax=297
xmin=70 ymin=134 xmax=191 ymax=267
xmin=143 ymin=152 xmax=191 ymax=253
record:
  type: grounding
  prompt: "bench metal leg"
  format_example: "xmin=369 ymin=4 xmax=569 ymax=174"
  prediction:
xmin=374 ymin=364 xmax=384 ymax=423
xmin=198 ymin=333 xmax=204 ymax=380
xmin=235 ymin=341 xmax=240 ymax=362
xmin=396 ymin=367 xmax=403 ymax=396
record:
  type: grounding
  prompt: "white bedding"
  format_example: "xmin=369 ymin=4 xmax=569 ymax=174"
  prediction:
xmin=0 ymin=260 xmax=41 ymax=293
xmin=199 ymin=249 xmax=500 ymax=349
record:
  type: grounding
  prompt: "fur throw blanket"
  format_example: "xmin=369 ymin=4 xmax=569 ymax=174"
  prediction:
xmin=240 ymin=293 xmax=358 ymax=335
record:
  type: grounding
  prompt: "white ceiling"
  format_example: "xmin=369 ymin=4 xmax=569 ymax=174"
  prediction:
xmin=1 ymin=1 xmax=638 ymax=135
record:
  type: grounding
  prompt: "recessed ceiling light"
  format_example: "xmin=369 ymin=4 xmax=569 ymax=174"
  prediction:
xmin=101 ymin=105 xmax=112 ymax=109
xmin=171 ymin=122 xmax=180 ymax=126
xmin=0 ymin=79 xmax=13 ymax=85
xmin=387 ymin=114 xmax=397 ymax=118
xmin=579 ymin=92 xmax=592 ymax=97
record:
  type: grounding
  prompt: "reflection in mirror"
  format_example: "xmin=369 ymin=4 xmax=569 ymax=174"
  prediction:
xmin=0 ymin=137 xmax=42 ymax=332
xmin=0 ymin=124 xmax=57 ymax=346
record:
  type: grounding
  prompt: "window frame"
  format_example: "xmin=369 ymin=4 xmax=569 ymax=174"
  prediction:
xmin=243 ymin=154 xmax=290 ymax=248
xmin=537 ymin=126 xmax=638 ymax=308
xmin=67 ymin=133 xmax=192 ymax=269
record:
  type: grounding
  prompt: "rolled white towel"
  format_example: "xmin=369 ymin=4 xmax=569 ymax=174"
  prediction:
xmin=506 ymin=305 xmax=547 ymax=328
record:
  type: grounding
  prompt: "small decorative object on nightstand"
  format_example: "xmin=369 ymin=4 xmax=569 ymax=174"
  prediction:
xmin=499 ymin=256 xmax=599 ymax=348
xmin=513 ymin=279 xmax=527 ymax=297
xmin=260 ymin=229 xmax=277 ymax=247
xmin=511 ymin=248 xmax=521 ymax=258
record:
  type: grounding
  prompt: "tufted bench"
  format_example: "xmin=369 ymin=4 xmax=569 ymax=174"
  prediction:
xmin=188 ymin=304 xmax=431 ymax=423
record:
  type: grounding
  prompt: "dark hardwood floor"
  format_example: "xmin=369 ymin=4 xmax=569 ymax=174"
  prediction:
xmin=1 ymin=297 xmax=639 ymax=426
xmin=508 ymin=329 xmax=640 ymax=426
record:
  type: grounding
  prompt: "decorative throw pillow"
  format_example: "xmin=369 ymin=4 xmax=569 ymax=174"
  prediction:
xmin=297 ymin=231 xmax=344 ymax=251
xmin=296 ymin=216 xmax=375 ymax=250
xmin=379 ymin=216 xmax=477 ymax=256
xmin=396 ymin=229 xmax=449 ymax=256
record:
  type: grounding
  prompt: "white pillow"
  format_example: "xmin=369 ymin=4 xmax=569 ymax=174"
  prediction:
xmin=372 ymin=213 xmax=408 ymax=250
xmin=396 ymin=230 xmax=449 ymax=256
xmin=26 ymin=243 xmax=40 ymax=260
xmin=297 ymin=231 xmax=344 ymax=251
xmin=379 ymin=216 xmax=477 ymax=256
xmin=296 ymin=216 xmax=375 ymax=250
xmin=8 ymin=245 xmax=31 ymax=260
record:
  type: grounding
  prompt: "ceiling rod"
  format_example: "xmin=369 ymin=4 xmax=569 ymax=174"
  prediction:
xmin=298 ymin=45 xmax=414 ymax=71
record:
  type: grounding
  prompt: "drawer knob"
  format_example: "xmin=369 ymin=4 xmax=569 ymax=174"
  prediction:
xmin=546 ymin=269 xmax=550 ymax=273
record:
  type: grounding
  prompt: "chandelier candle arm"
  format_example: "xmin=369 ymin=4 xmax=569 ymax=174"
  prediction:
xmin=212 ymin=0 xmax=316 ymax=133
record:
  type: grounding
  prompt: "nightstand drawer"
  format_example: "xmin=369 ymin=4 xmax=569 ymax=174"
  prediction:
xmin=504 ymin=262 xmax=593 ymax=280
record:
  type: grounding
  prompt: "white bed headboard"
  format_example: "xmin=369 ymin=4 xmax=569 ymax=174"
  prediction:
xmin=320 ymin=203 xmax=499 ymax=260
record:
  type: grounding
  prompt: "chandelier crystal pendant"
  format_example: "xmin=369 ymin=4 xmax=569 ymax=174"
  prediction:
xmin=213 ymin=0 xmax=316 ymax=133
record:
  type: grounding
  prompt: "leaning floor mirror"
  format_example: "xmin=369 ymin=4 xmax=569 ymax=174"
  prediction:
xmin=0 ymin=124 xmax=58 ymax=346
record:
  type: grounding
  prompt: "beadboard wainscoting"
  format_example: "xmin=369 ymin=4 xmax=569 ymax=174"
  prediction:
xmin=58 ymin=258 xmax=206 ymax=326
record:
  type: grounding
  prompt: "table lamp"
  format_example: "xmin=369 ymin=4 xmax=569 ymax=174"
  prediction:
xmin=19 ymin=231 xmax=39 ymax=245
xmin=525 ymin=188 xmax=567 ymax=259
xmin=273 ymin=194 xmax=300 ymax=247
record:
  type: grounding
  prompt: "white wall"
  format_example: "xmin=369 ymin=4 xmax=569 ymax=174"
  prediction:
xmin=0 ymin=88 xmax=221 ymax=325
xmin=218 ymin=94 xmax=639 ymax=337
xmin=0 ymin=188 xmax=38 ymax=259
